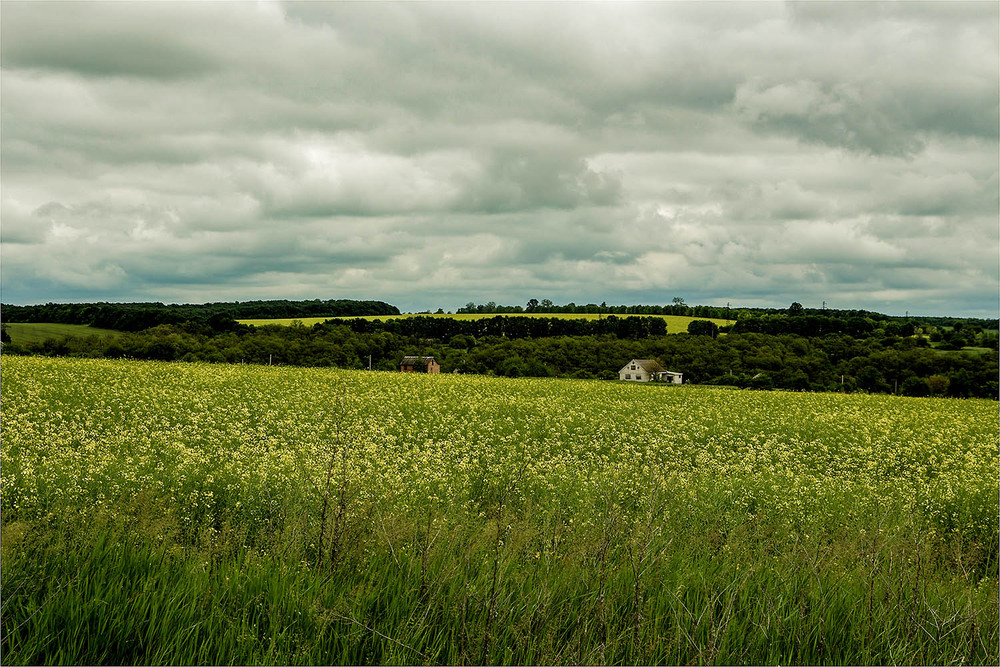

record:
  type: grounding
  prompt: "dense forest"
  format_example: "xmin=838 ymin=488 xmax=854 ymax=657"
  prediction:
xmin=3 ymin=314 xmax=996 ymax=399
xmin=0 ymin=299 xmax=399 ymax=331
xmin=344 ymin=314 xmax=667 ymax=339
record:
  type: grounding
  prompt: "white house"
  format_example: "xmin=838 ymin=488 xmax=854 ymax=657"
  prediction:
xmin=657 ymin=370 xmax=684 ymax=384
xmin=618 ymin=359 xmax=683 ymax=384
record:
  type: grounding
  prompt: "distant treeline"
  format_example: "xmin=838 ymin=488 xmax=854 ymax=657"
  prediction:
xmin=456 ymin=299 xmax=733 ymax=318
xmin=457 ymin=299 xmax=889 ymax=320
xmin=732 ymin=314 xmax=913 ymax=338
xmin=345 ymin=313 xmax=998 ymax=351
xmin=4 ymin=320 xmax=997 ymax=399
xmin=345 ymin=314 xmax=667 ymax=339
xmin=456 ymin=300 xmax=999 ymax=331
xmin=728 ymin=315 xmax=999 ymax=351
xmin=0 ymin=299 xmax=399 ymax=332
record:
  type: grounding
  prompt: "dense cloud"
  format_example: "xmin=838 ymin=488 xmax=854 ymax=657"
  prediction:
xmin=2 ymin=1 xmax=997 ymax=316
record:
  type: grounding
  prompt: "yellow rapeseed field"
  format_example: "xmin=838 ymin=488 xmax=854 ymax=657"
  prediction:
xmin=2 ymin=356 xmax=995 ymax=541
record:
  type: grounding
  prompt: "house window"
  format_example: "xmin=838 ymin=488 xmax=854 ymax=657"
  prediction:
xmin=625 ymin=374 xmax=631 ymax=379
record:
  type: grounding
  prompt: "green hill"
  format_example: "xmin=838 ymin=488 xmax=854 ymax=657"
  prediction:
xmin=3 ymin=322 xmax=120 ymax=345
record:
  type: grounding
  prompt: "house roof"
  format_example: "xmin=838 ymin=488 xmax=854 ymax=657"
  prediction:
xmin=401 ymin=355 xmax=437 ymax=366
xmin=619 ymin=358 xmax=665 ymax=373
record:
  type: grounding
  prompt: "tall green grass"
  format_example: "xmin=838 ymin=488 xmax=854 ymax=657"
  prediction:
xmin=3 ymin=489 xmax=996 ymax=665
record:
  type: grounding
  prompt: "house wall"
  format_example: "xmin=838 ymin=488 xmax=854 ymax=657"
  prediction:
xmin=401 ymin=359 xmax=441 ymax=373
xmin=619 ymin=359 xmax=651 ymax=382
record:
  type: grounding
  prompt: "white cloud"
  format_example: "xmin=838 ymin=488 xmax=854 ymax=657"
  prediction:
xmin=1 ymin=1 xmax=997 ymax=316
xmin=768 ymin=220 xmax=907 ymax=265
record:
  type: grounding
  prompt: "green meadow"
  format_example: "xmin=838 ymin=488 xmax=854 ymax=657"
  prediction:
xmin=1 ymin=356 xmax=996 ymax=665
xmin=2 ymin=322 xmax=120 ymax=346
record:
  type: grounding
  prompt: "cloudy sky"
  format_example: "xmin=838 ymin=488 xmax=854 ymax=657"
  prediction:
xmin=2 ymin=1 xmax=997 ymax=316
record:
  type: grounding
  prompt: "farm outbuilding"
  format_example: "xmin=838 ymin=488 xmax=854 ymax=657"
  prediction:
xmin=400 ymin=356 xmax=441 ymax=373
xmin=656 ymin=370 xmax=684 ymax=384
xmin=618 ymin=359 xmax=682 ymax=383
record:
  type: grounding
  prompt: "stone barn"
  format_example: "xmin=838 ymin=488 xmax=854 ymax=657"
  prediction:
xmin=400 ymin=356 xmax=441 ymax=373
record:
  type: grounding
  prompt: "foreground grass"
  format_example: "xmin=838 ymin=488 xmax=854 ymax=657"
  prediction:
xmin=2 ymin=323 xmax=120 ymax=345
xmin=1 ymin=357 xmax=996 ymax=665
xmin=4 ymin=515 xmax=994 ymax=665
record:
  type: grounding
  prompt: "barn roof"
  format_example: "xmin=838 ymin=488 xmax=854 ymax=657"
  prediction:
xmin=401 ymin=355 xmax=437 ymax=365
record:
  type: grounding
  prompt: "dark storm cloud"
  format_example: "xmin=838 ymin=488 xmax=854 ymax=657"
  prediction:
xmin=1 ymin=1 xmax=997 ymax=316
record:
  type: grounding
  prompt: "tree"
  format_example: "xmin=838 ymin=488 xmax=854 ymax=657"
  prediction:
xmin=526 ymin=298 xmax=539 ymax=313
xmin=788 ymin=302 xmax=804 ymax=316
xmin=496 ymin=356 xmax=526 ymax=377
xmin=207 ymin=313 xmax=239 ymax=332
xmin=900 ymin=376 xmax=929 ymax=397
xmin=672 ymin=296 xmax=686 ymax=306
xmin=925 ymin=374 xmax=950 ymax=396
xmin=856 ymin=365 xmax=889 ymax=393
xmin=748 ymin=374 xmax=774 ymax=390
xmin=786 ymin=369 xmax=811 ymax=391
xmin=846 ymin=317 xmax=874 ymax=338
xmin=449 ymin=335 xmax=474 ymax=350
xmin=687 ymin=320 xmax=719 ymax=337
xmin=948 ymin=369 xmax=973 ymax=398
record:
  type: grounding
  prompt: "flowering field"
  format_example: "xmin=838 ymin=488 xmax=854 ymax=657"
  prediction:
xmin=2 ymin=355 xmax=997 ymax=665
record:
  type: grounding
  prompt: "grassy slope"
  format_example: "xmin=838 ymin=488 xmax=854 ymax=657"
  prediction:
xmin=930 ymin=346 xmax=996 ymax=356
xmin=3 ymin=322 xmax=120 ymax=345
xmin=239 ymin=312 xmax=732 ymax=332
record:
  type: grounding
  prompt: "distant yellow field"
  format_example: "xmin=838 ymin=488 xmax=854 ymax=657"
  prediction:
xmin=239 ymin=312 xmax=731 ymax=332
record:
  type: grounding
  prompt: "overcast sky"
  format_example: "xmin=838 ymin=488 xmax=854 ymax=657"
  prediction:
xmin=2 ymin=1 xmax=997 ymax=316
